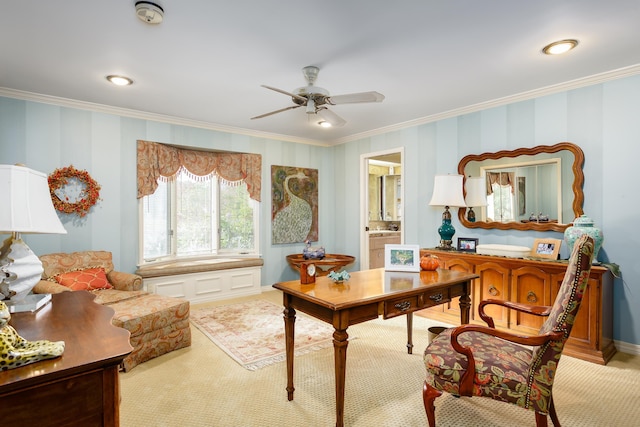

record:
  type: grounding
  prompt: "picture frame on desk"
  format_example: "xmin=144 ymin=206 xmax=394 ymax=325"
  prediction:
xmin=457 ymin=237 xmax=479 ymax=253
xmin=531 ymin=238 xmax=562 ymax=260
xmin=384 ymin=244 xmax=420 ymax=272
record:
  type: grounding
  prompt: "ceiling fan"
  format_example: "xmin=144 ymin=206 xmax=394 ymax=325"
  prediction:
xmin=251 ymin=66 xmax=385 ymax=127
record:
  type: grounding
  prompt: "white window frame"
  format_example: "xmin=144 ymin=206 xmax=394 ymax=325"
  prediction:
xmin=137 ymin=174 xmax=260 ymax=267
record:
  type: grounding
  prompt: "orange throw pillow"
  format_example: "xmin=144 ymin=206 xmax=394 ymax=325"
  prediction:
xmin=54 ymin=267 xmax=113 ymax=291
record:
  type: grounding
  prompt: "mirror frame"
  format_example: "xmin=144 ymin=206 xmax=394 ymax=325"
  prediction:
xmin=457 ymin=142 xmax=584 ymax=232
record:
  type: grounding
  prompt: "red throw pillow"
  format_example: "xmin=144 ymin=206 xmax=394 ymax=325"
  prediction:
xmin=54 ymin=267 xmax=113 ymax=291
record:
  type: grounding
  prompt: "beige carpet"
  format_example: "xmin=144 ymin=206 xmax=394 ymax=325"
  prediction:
xmin=120 ymin=290 xmax=640 ymax=426
xmin=190 ymin=299 xmax=335 ymax=370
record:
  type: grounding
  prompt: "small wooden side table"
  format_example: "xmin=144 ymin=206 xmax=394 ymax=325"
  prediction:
xmin=286 ymin=253 xmax=355 ymax=276
xmin=0 ymin=291 xmax=132 ymax=427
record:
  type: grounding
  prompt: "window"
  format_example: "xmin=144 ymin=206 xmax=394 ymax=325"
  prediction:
xmin=141 ymin=170 xmax=258 ymax=263
xmin=487 ymin=182 xmax=514 ymax=222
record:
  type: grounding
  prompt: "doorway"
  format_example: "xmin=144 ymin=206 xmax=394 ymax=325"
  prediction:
xmin=359 ymin=148 xmax=404 ymax=269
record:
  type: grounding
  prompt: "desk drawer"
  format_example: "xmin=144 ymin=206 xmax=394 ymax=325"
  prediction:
xmin=383 ymin=296 xmax=418 ymax=319
xmin=421 ymin=288 xmax=451 ymax=308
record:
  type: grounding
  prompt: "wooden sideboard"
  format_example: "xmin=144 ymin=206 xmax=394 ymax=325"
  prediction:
xmin=0 ymin=291 xmax=132 ymax=426
xmin=419 ymin=249 xmax=615 ymax=364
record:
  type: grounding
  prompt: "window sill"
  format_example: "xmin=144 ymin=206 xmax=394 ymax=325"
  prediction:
xmin=136 ymin=257 xmax=263 ymax=278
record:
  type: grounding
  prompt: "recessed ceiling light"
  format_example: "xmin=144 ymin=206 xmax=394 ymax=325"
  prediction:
xmin=542 ymin=39 xmax=579 ymax=55
xmin=106 ymin=75 xmax=134 ymax=86
xmin=318 ymin=121 xmax=332 ymax=128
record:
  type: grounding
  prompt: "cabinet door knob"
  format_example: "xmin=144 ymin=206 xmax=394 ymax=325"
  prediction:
xmin=488 ymin=285 xmax=499 ymax=296
xmin=526 ymin=291 xmax=538 ymax=303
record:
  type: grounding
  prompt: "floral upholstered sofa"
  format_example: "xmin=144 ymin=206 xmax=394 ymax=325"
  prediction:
xmin=33 ymin=251 xmax=191 ymax=371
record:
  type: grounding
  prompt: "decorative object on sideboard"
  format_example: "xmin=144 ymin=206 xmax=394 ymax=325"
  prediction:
xmin=0 ymin=165 xmax=67 ymax=312
xmin=429 ymin=175 xmax=467 ymax=250
xmin=457 ymin=238 xmax=479 ymax=253
xmin=463 ymin=176 xmax=486 ymax=222
xmin=48 ymin=165 xmax=101 ymax=217
xmin=530 ymin=238 xmax=562 ymax=260
xmin=420 ymin=254 xmax=439 ymax=271
xmin=564 ymin=214 xmax=603 ymax=260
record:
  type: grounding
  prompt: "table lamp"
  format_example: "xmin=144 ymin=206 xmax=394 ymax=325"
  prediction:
xmin=429 ymin=174 xmax=466 ymax=250
xmin=0 ymin=164 xmax=67 ymax=312
xmin=464 ymin=176 xmax=487 ymax=222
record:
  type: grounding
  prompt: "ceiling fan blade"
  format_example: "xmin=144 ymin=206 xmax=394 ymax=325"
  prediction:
xmin=318 ymin=108 xmax=347 ymax=127
xmin=327 ymin=91 xmax=385 ymax=105
xmin=261 ymin=85 xmax=307 ymax=103
xmin=251 ymin=105 xmax=301 ymax=120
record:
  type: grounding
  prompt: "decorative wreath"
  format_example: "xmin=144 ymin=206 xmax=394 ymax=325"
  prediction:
xmin=48 ymin=165 xmax=101 ymax=217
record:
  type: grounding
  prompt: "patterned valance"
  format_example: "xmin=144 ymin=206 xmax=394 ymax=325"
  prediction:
xmin=486 ymin=172 xmax=515 ymax=195
xmin=136 ymin=140 xmax=262 ymax=202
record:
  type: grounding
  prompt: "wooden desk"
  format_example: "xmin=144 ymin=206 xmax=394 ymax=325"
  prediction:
xmin=286 ymin=253 xmax=355 ymax=276
xmin=0 ymin=291 xmax=132 ymax=427
xmin=273 ymin=268 xmax=478 ymax=427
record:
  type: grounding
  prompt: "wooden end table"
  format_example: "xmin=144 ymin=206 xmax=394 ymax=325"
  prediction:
xmin=286 ymin=253 xmax=355 ymax=276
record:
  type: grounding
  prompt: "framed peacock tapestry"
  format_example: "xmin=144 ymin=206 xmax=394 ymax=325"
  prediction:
xmin=271 ymin=165 xmax=318 ymax=244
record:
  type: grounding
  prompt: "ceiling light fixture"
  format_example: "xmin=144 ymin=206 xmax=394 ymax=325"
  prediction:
xmin=318 ymin=121 xmax=332 ymax=128
xmin=135 ymin=1 xmax=164 ymax=24
xmin=542 ymin=39 xmax=579 ymax=55
xmin=106 ymin=75 xmax=134 ymax=86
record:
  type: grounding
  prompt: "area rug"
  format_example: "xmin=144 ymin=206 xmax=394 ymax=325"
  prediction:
xmin=190 ymin=299 xmax=336 ymax=370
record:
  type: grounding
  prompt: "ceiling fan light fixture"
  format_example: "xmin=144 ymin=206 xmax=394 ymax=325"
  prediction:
xmin=318 ymin=120 xmax=332 ymax=128
xmin=106 ymin=75 xmax=133 ymax=86
xmin=306 ymin=97 xmax=316 ymax=114
xmin=542 ymin=39 xmax=578 ymax=55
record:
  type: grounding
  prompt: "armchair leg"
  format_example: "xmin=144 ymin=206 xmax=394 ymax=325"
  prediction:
xmin=548 ymin=395 xmax=561 ymax=427
xmin=535 ymin=412 xmax=549 ymax=427
xmin=423 ymin=381 xmax=442 ymax=427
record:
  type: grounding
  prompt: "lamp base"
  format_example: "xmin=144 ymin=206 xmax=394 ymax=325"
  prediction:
xmin=5 ymin=293 xmax=51 ymax=313
xmin=437 ymin=240 xmax=455 ymax=250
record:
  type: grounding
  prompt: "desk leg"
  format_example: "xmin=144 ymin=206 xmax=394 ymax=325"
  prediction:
xmin=406 ymin=312 xmax=413 ymax=354
xmin=459 ymin=281 xmax=471 ymax=324
xmin=283 ymin=302 xmax=296 ymax=401
xmin=333 ymin=327 xmax=349 ymax=427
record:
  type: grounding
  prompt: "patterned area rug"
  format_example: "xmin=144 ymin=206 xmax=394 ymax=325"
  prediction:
xmin=190 ymin=299 xmax=335 ymax=370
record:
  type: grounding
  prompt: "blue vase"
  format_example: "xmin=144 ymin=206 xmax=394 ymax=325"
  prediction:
xmin=564 ymin=214 xmax=603 ymax=260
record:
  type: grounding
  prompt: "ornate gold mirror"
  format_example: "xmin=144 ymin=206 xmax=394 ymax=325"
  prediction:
xmin=457 ymin=142 xmax=584 ymax=232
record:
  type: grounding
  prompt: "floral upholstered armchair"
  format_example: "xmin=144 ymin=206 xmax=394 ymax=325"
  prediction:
xmin=34 ymin=251 xmax=191 ymax=371
xmin=422 ymin=234 xmax=594 ymax=427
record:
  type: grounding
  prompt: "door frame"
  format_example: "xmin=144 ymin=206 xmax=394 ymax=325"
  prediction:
xmin=359 ymin=147 xmax=405 ymax=269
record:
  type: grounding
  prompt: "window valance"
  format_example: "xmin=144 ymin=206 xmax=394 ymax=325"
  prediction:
xmin=137 ymin=140 xmax=262 ymax=202
xmin=486 ymin=172 xmax=515 ymax=195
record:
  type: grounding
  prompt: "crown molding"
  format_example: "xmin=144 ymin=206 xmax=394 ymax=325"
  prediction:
xmin=2 ymin=63 xmax=639 ymax=147
xmin=333 ymin=64 xmax=640 ymax=145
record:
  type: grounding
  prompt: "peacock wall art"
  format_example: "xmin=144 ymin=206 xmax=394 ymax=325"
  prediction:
xmin=271 ymin=165 xmax=318 ymax=244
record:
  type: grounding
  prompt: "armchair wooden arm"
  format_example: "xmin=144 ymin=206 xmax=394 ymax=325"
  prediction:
xmin=478 ymin=298 xmax=552 ymax=328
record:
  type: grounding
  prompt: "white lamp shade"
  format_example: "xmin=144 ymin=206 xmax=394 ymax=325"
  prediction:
xmin=465 ymin=177 xmax=488 ymax=207
xmin=429 ymin=174 xmax=467 ymax=207
xmin=0 ymin=164 xmax=67 ymax=234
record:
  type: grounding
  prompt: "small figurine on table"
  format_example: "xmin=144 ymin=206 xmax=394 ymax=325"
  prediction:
xmin=303 ymin=240 xmax=325 ymax=260
xmin=0 ymin=301 xmax=65 ymax=371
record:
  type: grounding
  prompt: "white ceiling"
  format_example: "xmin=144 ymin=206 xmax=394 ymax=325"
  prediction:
xmin=2 ymin=1 xmax=640 ymax=146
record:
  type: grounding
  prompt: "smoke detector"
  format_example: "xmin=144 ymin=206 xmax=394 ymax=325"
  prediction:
xmin=135 ymin=1 xmax=164 ymax=24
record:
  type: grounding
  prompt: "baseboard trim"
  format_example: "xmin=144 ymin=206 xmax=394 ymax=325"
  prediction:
xmin=615 ymin=340 xmax=640 ymax=356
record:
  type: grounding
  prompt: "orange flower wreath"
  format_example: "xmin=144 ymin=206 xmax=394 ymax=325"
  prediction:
xmin=48 ymin=165 xmax=101 ymax=217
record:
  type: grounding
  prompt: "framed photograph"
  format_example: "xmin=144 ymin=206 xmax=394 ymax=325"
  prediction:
xmin=531 ymin=238 xmax=562 ymax=260
xmin=384 ymin=244 xmax=420 ymax=272
xmin=457 ymin=237 xmax=479 ymax=253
